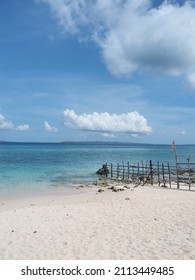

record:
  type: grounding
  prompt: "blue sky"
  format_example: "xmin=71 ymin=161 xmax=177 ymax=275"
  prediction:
xmin=1 ymin=0 xmax=195 ymax=144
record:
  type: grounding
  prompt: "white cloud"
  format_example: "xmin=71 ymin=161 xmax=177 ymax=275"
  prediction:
xmin=0 ymin=112 xmax=31 ymax=132
xmin=0 ymin=113 xmax=14 ymax=130
xmin=63 ymin=109 xmax=151 ymax=135
xmin=99 ymin=1 xmax=195 ymax=77
xmin=44 ymin=121 xmax=58 ymax=133
xmin=15 ymin=125 xmax=31 ymax=132
xmin=36 ymin=0 xmax=195 ymax=86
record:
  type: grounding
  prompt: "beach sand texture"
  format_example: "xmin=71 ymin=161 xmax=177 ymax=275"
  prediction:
xmin=0 ymin=185 xmax=195 ymax=260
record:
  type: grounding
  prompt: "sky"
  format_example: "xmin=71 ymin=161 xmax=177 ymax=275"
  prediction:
xmin=1 ymin=0 xmax=195 ymax=144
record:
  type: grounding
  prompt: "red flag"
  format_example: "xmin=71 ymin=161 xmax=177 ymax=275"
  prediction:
xmin=172 ymin=140 xmax=176 ymax=152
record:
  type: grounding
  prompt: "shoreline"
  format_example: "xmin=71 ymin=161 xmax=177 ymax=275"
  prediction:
xmin=0 ymin=182 xmax=195 ymax=260
xmin=0 ymin=179 xmax=100 ymax=202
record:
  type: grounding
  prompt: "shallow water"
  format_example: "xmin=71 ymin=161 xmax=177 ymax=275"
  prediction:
xmin=0 ymin=142 xmax=195 ymax=196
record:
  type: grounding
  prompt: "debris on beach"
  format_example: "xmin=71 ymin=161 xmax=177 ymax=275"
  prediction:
xmin=97 ymin=189 xmax=104 ymax=193
xmin=110 ymin=185 xmax=125 ymax=192
xmin=98 ymin=181 xmax=109 ymax=187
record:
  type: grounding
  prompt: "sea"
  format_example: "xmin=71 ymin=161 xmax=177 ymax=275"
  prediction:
xmin=0 ymin=142 xmax=195 ymax=198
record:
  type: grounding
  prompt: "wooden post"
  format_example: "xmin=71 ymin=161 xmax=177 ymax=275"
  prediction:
xmin=127 ymin=161 xmax=130 ymax=178
xmin=111 ymin=163 xmax=113 ymax=178
xmin=157 ymin=161 xmax=160 ymax=186
xmin=162 ymin=162 xmax=165 ymax=186
xmin=117 ymin=163 xmax=119 ymax=178
xmin=187 ymin=156 xmax=191 ymax=191
xmin=168 ymin=162 xmax=171 ymax=188
xmin=150 ymin=160 xmax=153 ymax=185
xmin=175 ymin=155 xmax=180 ymax=189
xmin=137 ymin=162 xmax=140 ymax=180
xmin=122 ymin=162 xmax=125 ymax=180
xmin=106 ymin=162 xmax=108 ymax=177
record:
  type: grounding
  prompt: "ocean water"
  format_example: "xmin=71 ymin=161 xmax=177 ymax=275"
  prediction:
xmin=0 ymin=142 xmax=195 ymax=197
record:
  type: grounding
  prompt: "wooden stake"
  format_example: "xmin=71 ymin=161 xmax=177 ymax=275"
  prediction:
xmin=157 ymin=161 xmax=160 ymax=186
xmin=162 ymin=162 xmax=165 ymax=186
xmin=150 ymin=160 xmax=153 ymax=185
xmin=175 ymin=155 xmax=179 ymax=189
xmin=117 ymin=163 xmax=119 ymax=178
xmin=127 ymin=161 xmax=130 ymax=178
xmin=187 ymin=156 xmax=191 ymax=191
xmin=168 ymin=162 xmax=171 ymax=188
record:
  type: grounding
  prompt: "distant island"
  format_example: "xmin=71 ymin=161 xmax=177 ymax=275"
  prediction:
xmin=0 ymin=140 xmax=161 ymax=146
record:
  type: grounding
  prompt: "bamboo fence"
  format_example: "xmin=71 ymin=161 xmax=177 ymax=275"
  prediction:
xmin=104 ymin=157 xmax=195 ymax=191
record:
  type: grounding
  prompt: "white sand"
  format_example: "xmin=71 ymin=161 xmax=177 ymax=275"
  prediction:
xmin=0 ymin=184 xmax=195 ymax=260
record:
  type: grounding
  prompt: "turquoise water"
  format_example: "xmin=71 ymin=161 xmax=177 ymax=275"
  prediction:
xmin=0 ymin=142 xmax=195 ymax=196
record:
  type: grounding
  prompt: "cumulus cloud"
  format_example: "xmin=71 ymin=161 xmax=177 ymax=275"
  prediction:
xmin=44 ymin=121 xmax=58 ymax=133
xmin=15 ymin=125 xmax=31 ymax=132
xmin=0 ymin=113 xmax=14 ymax=130
xmin=36 ymin=0 xmax=195 ymax=85
xmin=63 ymin=109 xmax=151 ymax=135
xmin=0 ymin=112 xmax=31 ymax=132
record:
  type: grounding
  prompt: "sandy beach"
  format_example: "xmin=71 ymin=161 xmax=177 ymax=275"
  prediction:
xmin=0 ymin=182 xmax=195 ymax=260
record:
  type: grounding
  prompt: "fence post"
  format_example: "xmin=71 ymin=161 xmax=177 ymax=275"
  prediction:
xmin=168 ymin=162 xmax=171 ymax=188
xmin=157 ymin=161 xmax=160 ymax=186
xmin=127 ymin=161 xmax=130 ymax=178
xmin=137 ymin=162 xmax=140 ymax=180
xmin=150 ymin=160 xmax=153 ymax=185
xmin=111 ymin=163 xmax=113 ymax=178
xmin=132 ymin=164 xmax=135 ymax=180
xmin=106 ymin=162 xmax=108 ymax=177
xmin=117 ymin=163 xmax=119 ymax=178
xmin=175 ymin=155 xmax=180 ymax=189
xmin=122 ymin=162 xmax=125 ymax=180
xmin=162 ymin=162 xmax=165 ymax=186
xmin=187 ymin=156 xmax=191 ymax=191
